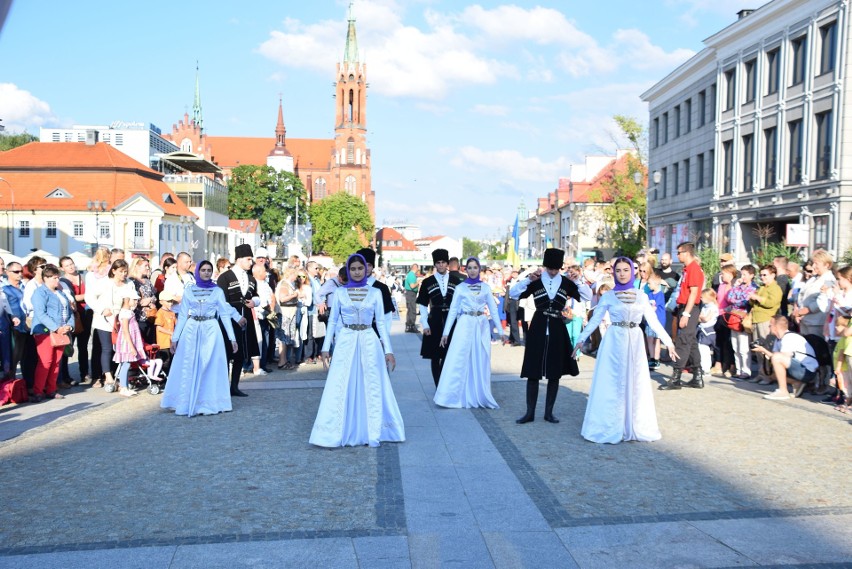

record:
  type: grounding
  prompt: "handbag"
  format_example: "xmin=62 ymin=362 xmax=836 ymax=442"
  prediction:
xmin=50 ymin=331 xmax=71 ymax=347
xmin=721 ymin=308 xmax=748 ymax=332
xmin=741 ymin=311 xmax=753 ymax=334
xmin=73 ymin=311 xmax=84 ymax=335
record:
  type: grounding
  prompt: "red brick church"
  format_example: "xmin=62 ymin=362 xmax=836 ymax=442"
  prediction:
xmin=165 ymin=8 xmax=374 ymax=219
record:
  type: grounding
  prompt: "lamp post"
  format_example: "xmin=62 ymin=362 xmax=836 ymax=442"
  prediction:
xmin=0 ymin=177 xmax=13 ymax=252
xmin=650 ymin=170 xmax=661 ymax=249
xmin=88 ymin=199 xmax=108 ymax=252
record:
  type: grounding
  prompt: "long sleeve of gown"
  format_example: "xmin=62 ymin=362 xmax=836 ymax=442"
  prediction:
xmin=171 ymin=290 xmax=191 ymax=343
xmin=484 ymin=285 xmax=502 ymax=333
xmin=641 ymin=293 xmax=674 ymax=347
xmin=215 ymin=289 xmax=237 ymax=343
xmin=321 ymin=290 xmax=342 ymax=353
xmin=577 ymin=293 xmax=611 ymax=346
xmin=441 ymin=286 xmax=463 ymax=337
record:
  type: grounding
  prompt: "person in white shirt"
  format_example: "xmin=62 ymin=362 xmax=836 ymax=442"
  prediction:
xmin=753 ymin=315 xmax=819 ymax=401
xmin=163 ymin=251 xmax=195 ymax=304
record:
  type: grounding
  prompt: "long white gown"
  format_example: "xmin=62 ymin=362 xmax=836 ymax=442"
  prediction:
xmin=309 ymin=286 xmax=405 ymax=448
xmin=576 ymin=289 xmax=674 ymax=444
xmin=161 ymin=285 xmax=237 ymax=417
xmin=434 ymin=282 xmax=502 ymax=409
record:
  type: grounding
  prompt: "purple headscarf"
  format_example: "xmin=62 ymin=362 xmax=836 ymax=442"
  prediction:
xmin=612 ymin=257 xmax=635 ymax=291
xmin=194 ymin=260 xmax=217 ymax=289
xmin=464 ymin=257 xmax=481 ymax=285
xmin=343 ymin=253 xmax=369 ymax=288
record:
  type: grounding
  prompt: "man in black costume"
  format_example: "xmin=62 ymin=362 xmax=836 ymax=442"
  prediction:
xmin=416 ymin=249 xmax=463 ymax=386
xmin=509 ymin=248 xmax=580 ymax=424
xmin=217 ymin=244 xmax=259 ymax=397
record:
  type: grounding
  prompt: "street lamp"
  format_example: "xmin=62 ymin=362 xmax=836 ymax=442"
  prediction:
xmin=650 ymin=170 xmax=662 ymax=249
xmin=0 ymin=177 xmax=13 ymax=252
xmin=88 ymin=199 xmax=108 ymax=252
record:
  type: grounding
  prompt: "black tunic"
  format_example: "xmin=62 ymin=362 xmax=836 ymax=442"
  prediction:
xmin=217 ymin=269 xmax=260 ymax=359
xmin=518 ymin=276 xmax=580 ymax=380
xmin=416 ymin=272 xmax=463 ymax=359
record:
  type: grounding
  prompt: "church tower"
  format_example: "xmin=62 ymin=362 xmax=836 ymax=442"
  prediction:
xmin=334 ymin=3 xmax=373 ymax=216
xmin=267 ymin=97 xmax=294 ymax=173
xmin=168 ymin=63 xmax=213 ymax=160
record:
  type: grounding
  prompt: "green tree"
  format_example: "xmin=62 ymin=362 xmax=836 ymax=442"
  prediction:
xmin=0 ymin=132 xmax=37 ymax=151
xmin=462 ymin=237 xmax=481 ymax=259
xmin=613 ymin=115 xmax=647 ymax=163
xmin=309 ymin=193 xmax=373 ymax=263
xmin=589 ymin=152 xmax=647 ymax=259
xmin=227 ymin=166 xmax=306 ymax=235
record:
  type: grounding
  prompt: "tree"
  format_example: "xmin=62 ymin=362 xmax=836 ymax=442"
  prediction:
xmin=227 ymin=165 xmax=307 ymax=235
xmin=613 ymin=115 xmax=646 ymax=163
xmin=0 ymin=132 xmax=37 ymax=151
xmin=310 ymin=193 xmax=373 ymax=263
xmin=462 ymin=237 xmax=480 ymax=259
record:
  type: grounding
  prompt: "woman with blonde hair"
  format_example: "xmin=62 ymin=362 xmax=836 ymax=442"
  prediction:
xmin=85 ymin=259 xmax=135 ymax=389
xmin=128 ymin=257 xmax=157 ymax=344
xmin=793 ymin=249 xmax=836 ymax=336
xmin=84 ymin=248 xmax=111 ymax=380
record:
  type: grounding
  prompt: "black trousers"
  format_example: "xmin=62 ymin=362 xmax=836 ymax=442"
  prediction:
xmin=506 ymin=297 xmax=521 ymax=344
xmin=230 ymin=324 xmax=248 ymax=392
xmin=76 ymin=309 xmax=93 ymax=377
xmin=405 ymin=290 xmax=417 ymax=328
xmin=673 ymin=305 xmax=701 ymax=372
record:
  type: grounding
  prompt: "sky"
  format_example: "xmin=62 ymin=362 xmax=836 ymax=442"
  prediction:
xmin=0 ymin=0 xmax=759 ymax=241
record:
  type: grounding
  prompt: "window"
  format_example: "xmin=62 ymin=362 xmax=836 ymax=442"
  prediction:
xmin=18 ymin=220 xmax=29 ymax=238
xmin=788 ymin=119 xmax=803 ymax=184
xmin=684 ymin=99 xmax=692 ymax=133
xmin=344 ymin=175 xmax=357 ymax=195
xmin=742 ymin=134 xmax=754 ymax=191
xmin=764 ymin=127 xmax=777 ymax=188
xmin=814 ymin=215 xmax=829 ymax=250
xmin=653 ymin=117 xmax=659 ymax=148
xmin=766 ymin=48 xmax=780 ymax=95
xmin=180 ymin=139 xmax=192 ymax=153
xmin=724 ymin=68 xmax=736 ymax=110
xmin=46 ymin=221 xmax=57 ymax=238
xmin=674 ymin=105 xmax=681 ymax=138
xmin=744 ymin=59 xmax=756 ymax=103
xmin=709 ymin=83 xmax=717 ymax=121
xmin=815 ymin=110 xmax=833 ymax=180
xmin=114 ymin=134 xmax=124 ymax=146
xmin=167 ymin=225 xmax=171 ymax=240
xmin=684 ymin=159 xmax=691 ymax=193
xmin=134 ymin=222 xmax=144 ymax=239
xmin=100 ymin=222 xmax=111 ymax=239
xmin=673 ymin=162 xmax=680 ymax=195
xmin=698 ymin=90 xmax=706 ymax=127
xmin=51 ymin=132 xmax=60 ymax=142
xmin=661 ymin=167 xmax=668 ymax=198
xmin=722 ymin=140 xmax=733 ymax=196
xmin=73 ymin=221 xmax=84 ymax=237
xmin=697 ymin=153 xmax=705 ymax=189
xmin=819 ymin=21 xmax=837 ymax=75
xmin=314 ymin=177 xmax=327 ymax=200
xmin=662 ymin=113 xmax=669 ymax=144
xmin=790 ymin=35 xmax=807 ymax=86
xmin=346 ymin=138 xmax=355 ymax=164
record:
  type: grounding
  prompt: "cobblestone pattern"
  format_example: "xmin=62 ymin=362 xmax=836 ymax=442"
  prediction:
xmin=0 ymin=387 xmax=405 ymax=555
xmin=485 ymin=367 xmax=852 ymax=527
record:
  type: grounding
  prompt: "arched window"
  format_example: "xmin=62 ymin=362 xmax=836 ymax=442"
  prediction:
xmin=347 ymin=89 xmax=354 ymax=122
xmin=347 ymin=138 xmax=355 ymax=164
xmin=314 ymin=177 xmax=327 ymax=200
xmin=344 ymin=175 xmax=357 ymax=196
xmin=180 ymin=138 xmax=192 ymax=153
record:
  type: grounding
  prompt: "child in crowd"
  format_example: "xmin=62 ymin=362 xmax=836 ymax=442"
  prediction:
xmin=833 ymin=307 xmax=851 ymax=410
xmin=155 ymin=291 xmax=177 ymax=349
xmin=113 ymin=288 xmax=163 ymax=397
xmin=645 ymin=270 xmax=666 ymax=369
xmin=697 ymin=288 xmax=719 ymax=375
xmin=564 ymin=295 xmax=585 ymax=356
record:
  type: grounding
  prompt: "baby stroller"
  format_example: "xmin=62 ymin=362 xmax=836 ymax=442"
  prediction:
xmin=126 ymin=344 xmax=168 ymax=395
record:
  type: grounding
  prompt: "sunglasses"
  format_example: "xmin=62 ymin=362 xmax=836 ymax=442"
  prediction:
xmin=37 ymin=264 xmax=46 ymax=269
xmin=7 ymin=269 xmax=21 ymax=274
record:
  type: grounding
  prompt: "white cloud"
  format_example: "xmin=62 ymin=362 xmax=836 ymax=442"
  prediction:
xmin=457 ymin=5 xmax=592 ymax=48
xmin=612 ymin=29 xmax=695 ymax=71
xmin=0 ymin=83 xmax=56 ymax=133
xmin=472 ymin=104 xmax=508 ymax=116
xmin=415 ymin=102 xmax=451 ymax=115
xmin=451 ymin=146 xmax=572 ymax=182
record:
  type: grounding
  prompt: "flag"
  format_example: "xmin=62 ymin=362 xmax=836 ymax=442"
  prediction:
xmin=507 ymin=214 xmax=521 ymax=268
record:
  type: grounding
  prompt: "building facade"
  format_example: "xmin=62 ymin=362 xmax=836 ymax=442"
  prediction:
xmin=643 ymin=0 xmax=851 ymax=262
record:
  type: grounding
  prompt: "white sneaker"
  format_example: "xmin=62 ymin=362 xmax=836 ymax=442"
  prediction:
xmin=763 ymin=389 xmax=791 ymax=401
xmin=119 ymin=387 xmax=138 ymax=397
xmin=255 ymin=369 xmax=268 ymax=376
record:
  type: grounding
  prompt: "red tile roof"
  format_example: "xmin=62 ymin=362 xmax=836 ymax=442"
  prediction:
xmin=377 ymin=227 xmax=418 ymax=251
xmin=208 ymin=137 xmax=335 ymax=170
xmin=0 ymin=142 xmax=195 ymax=217
xmin=229 ymin=219 xmax=260 ymax=233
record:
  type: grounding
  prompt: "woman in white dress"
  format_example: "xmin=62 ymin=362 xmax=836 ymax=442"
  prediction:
xmin=572 ymin=257 xmax=679 ymax=444
xmin=161 ymin=261 xmax=245 ymax=417
xmin=434 ymin=257 xmax=504 ymax=409
xmin=310 ymin=253 xmax=405 ymax=448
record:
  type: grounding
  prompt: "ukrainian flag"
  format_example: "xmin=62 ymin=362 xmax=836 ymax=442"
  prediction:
xmin=507 ymin=214 xmax=521 ymax=268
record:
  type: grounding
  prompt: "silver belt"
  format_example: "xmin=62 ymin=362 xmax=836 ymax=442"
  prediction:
xmin=461 ymin=310 xmax=484 ymax=317
xmin=344 ymin=323 xmax=371 ymax=330
xmin=540 ymin=310 xmax=562 ymax=318
xmin=190 ymin=315 xmax=216 ymax=321
xmin=611 ymin=321 xmax=638 ymax=328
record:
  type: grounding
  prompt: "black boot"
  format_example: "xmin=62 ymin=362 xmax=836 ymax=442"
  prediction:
xmin=659 ymin=368 xmax=683 ymax=391
xmin=544 ymin=379 xmax=560 ymax=423
xmin=431 ymin=358 xmax=442 ymax=388
xmin=684 ymin=368 xmax=704 ymax=389
xmin=516 ymin=379 xmax=539 ymax=423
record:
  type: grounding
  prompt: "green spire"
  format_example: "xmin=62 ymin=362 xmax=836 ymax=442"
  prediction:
xmin=343 ymin=2 xmax=359 ymax=64
xmin=192 ymin=61 xmax=203 ymax=130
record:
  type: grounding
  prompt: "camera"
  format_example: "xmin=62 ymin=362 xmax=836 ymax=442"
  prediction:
xmin=749 ymin=341 xmax=761 ymax=349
